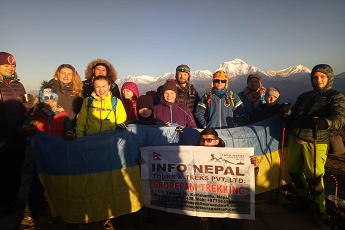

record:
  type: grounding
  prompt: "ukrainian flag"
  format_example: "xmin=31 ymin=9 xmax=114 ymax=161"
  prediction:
xmin=33 ymin=125 xmax=179 ymax=223
xmin=180 ymin=115 xmax=290 ymax=194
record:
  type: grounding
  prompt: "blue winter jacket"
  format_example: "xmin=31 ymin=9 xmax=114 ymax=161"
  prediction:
xmin=195 ymin=91 xmax=246 ymax=129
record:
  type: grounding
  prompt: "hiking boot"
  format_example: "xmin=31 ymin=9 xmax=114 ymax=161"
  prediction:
xmin=282 ymin=196 xmax=310 ymax=212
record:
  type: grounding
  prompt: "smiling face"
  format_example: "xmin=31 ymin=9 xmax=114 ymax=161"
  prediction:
xmin=0 ymin=64 xmax=16 ymax=77
xmin=94 ymin=78 xmax=111 ymax=97
xmin=163 ymin=90 xmax=176 ymax=103
xmin=213 ymin=79 xmax=227 ymax=90
xmin=176 ymin=72 xmax=189 ymax=85
xmin=312 ymin=71 xmax=328 ymax=89
xmin=122 ymin=89 xmax=134 ymax=100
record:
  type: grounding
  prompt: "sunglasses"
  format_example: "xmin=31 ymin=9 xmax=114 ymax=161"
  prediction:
xmin=200 ymin=138 xmax=216 ymax=143
xmin=213 ymin=79 xmax=227 ymax=84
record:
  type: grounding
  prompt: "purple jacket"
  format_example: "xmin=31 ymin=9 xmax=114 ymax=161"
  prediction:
xmin=154 ymin=101 xmax=196 ymax=128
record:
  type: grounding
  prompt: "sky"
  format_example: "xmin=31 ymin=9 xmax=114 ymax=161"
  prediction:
xmin=2 ymin=0 xmax=345 ymax=91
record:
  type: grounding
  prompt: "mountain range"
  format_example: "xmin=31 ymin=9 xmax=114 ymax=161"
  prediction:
xmin=116 ymin=58 xmax=345 ymax=104
xmin=28 ymin=59 xmax=345 ymax=105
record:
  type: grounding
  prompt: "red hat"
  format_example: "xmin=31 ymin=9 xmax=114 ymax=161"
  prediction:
xmin=121 ymin=82 xmax=139 ymax=98
xmin=0 ymin=52 xmax=16 ymax=66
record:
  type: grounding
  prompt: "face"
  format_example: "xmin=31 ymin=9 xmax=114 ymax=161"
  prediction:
xmin=265 ymin=96 xmax=279 ymax=106
xmin=312 ymin=72 xmax=328 ymax=89
xmin=43 ymin=100 xmax=58 ymax=111
xmin=58 ymin=67 xmax=73 ymax=84
xmin=0 ymin=64 xmax=16 ymax=76
xmin=138 ymin=108 xmax=153 ymax=117
xmin=176 ymin=72 xmax=189 ymax=85
xmin=122 ymin=89 xmax=134 ymax=100
xmin=163 ymin=90 xmax=176 ymax=103
xmin=93 ymin=65 xmax=107 ymax=77
xmin=94 ymin=79 xmax=111 ymax=97
xmin=247 ymin=78 xmax=261 ymax=91
xmin=200 ymin=134 xmax=220 ymax=147
xmin=213 ymin=79 xmax=227 ymax=90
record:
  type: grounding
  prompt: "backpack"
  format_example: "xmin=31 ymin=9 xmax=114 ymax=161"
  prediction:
xmin=87 ymin=96 xmax=117 ymax=119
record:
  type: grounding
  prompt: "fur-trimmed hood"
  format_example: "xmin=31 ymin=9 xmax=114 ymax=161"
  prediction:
xmin=84 ymin=58 xmax=118 ymax=81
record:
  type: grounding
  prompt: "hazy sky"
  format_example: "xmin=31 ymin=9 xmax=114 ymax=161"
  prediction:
xmin=2 ymin=0 xmax=345 ymax=91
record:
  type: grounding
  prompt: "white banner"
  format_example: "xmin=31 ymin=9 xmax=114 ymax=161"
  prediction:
xmin=140 ymin=145 xmax=255 ymax=220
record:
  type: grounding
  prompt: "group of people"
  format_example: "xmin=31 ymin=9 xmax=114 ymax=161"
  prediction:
xmin=1 ymin=50 xmax=345 ymax=229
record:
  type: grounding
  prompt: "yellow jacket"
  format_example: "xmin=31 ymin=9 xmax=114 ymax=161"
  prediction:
xmin=76 ymin=92 xmax=126 ymax=137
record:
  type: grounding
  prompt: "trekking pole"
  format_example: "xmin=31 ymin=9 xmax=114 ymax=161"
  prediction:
xmin=330 ymin=174 xmax=339 ymax=208
xmin=313 ymin=123 xmax=318 ymax=215
xmin=277 ymin=120 xmax=285 ymax=189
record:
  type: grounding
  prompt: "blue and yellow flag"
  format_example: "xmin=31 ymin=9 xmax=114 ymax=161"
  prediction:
xmin=33 ymin=125 xmax=179 ymax=223
xmin=33 ymin=116 xmax=289 ymax=223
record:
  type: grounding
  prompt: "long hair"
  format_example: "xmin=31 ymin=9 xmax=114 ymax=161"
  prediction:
xmin=53 ymin=64 xmax=83 ymax=97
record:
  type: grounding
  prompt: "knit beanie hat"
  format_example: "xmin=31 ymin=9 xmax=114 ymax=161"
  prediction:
xmin=137 ymin=95 xmax=154 ymax=111
xmin=247 ymin=74 xmax=262 ymax=83
xmin=0 ymin=52 xmax=16 ymax=66
xmin=265 ymin=87 xmax=280 ymax=99
xmin=39 ymin=87 xmax=59 ymax=103
xmin=162 ymin=81 xmax=178 ymax=95
xmin=176 ymin=64 xmax=190 ymax=80
xmin=212 ymin=70 xmax=228 ymax=89
xmin=121 ymin=82 xmax=139 ymax=98
xmin=311 ymin=64 xmax=334 ymax=79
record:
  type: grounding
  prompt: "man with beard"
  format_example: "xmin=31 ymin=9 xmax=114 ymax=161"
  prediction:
xmin=155 ymin=64 xmax=199 ymax=115
xmin=82 ymin=58 xmax=121 ymax=99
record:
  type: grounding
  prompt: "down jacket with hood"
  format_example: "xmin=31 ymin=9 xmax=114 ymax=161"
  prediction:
xmin=286 ymin=64 xmax=345 ymax=143
xmin=82 ymin=58 xmax=121 ymax=99
xmin=75 ymin=92 xmax=127 ymax=137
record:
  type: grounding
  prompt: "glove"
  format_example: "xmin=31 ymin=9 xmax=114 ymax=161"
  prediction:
xmin=116 ymin=123 xmax=127 ymax=130
xmin=312 ymin=117 xmax=328 ymax=130
xmin=64 ymin=132 xmax=76 ymax=141
xmin=0 ymin=138 xmax=7 ymax=152
xmin=23 ymin=126 xmax=36 ymax=136
xmin=280 ymin=103 xmax=291 ymax=117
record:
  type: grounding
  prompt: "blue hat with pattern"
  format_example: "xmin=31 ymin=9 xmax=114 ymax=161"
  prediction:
xmin=39 ymin=87 xmax=58 ymax=103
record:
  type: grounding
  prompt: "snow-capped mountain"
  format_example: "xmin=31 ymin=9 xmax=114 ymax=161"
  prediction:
xmin=116 ymin=58 xmax=344 ymax=104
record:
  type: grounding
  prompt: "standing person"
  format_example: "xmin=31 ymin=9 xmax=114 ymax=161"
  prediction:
xmin=0 ymin=52 xmax=31 ymax=214
xmin=22 ymin=84 xmax=75 ymax=227
xmin=121 ymin=82 xmax=139 ymax=121
xmin=82 ymin=58 xmax=120 ymax=98
xmin=238 ymin=73 xmax=266 ymax=116
xmin=49 ymin=64 xmax=84 ymax=126
xmin=76 ymin=76 xmax=127 ymax=137
xmin=195 ymin=70 xmax=246 ymax=129
xmin=155 ymin=64 xmax=199 ymax=115
xmin=154 ymin=81 xmax=197 ymax=128
xmin=283 ymin=64 xmax=345 ymax=226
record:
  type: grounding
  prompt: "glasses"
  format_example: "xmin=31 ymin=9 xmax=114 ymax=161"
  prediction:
xmin=200 ymin=138 xmax=216 ymax=143
xmin=213 ymin=79 xmax=227 ymax=84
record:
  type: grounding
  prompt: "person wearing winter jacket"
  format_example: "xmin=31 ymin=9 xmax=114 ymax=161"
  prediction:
xmin=195 ymin=70 xmax=246 ymax=129
xmin=121 ymin=82 xmax=139 ymax=121
xmin=49 ymin=64 xmax=84 ymax=126
xmin=283 ymin=64 xmax=345 ymax=226
xmin=82 ymin=58 xmax=120 ymax=98
xmin=238 ymin=73 xmax=266 ymax=116
xmin=76 ymin=76 xmax=127 ymax=137
xmin=154 ymin=64 xmax=199 ymax=115
xmin=0 ymin=52 xmax=32 ymax=214
xmin=22 ymin=84 xmax=75 ymax=226
xmin=154 ymin=81 xmax=196 ymax=128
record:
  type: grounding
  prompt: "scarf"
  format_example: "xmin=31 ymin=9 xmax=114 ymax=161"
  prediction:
xmin=243 ymin=86 xmax=266 ymax=107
